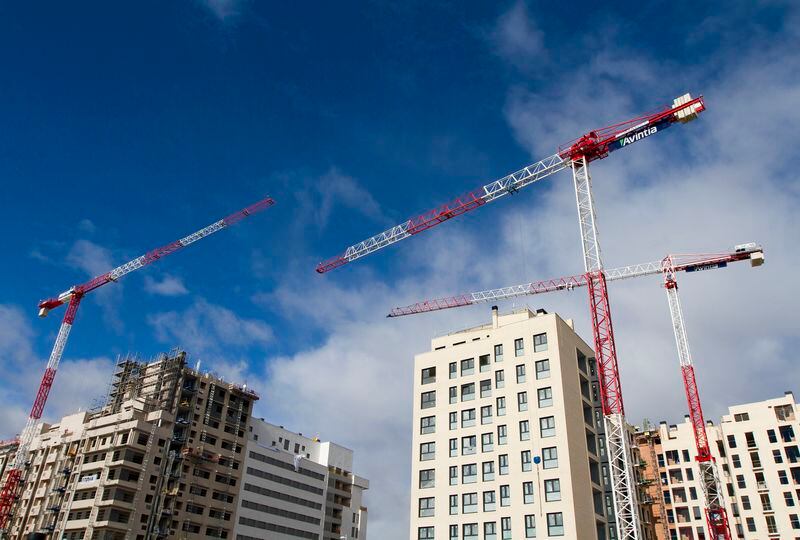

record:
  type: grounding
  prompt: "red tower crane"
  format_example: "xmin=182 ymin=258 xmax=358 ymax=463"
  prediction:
xmin=316 ymin=93 xmax=705 ymax=539
xmin=387 ymin=243 xmax=764 ymax=540
xmin=0 ymin=196 xmax=275 ymax=532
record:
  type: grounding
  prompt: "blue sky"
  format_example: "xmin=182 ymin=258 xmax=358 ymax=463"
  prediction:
xmin=1 ymin=1 xmax=798 ymax=537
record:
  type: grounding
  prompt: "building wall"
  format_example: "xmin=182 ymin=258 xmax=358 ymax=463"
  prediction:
xmin=234 ymin=420 xmax=368 ymax=540
xmin=409 ymin=308 xmax=609 ymax=540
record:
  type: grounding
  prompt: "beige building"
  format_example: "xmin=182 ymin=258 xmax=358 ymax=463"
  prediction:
xmin=0 ymin=350 xmax=257 ymax=540
xmin=235 ymin=420 xmax=368 ymax=540
xmin=634 ymin=392 xmax=800 ymax=539
xmin=409 ymin=307 xmax=610 ymax=540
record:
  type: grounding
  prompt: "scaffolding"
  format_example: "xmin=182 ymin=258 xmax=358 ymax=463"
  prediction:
xmin=104 ymin=349 xmax=186 ymax=414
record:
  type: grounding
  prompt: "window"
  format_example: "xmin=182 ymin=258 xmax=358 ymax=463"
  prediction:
xmin=482 ymin=432 xmax=494 ymax=452
xmin=523 ymin=481 xmax=534 ymax=504
xmin=450 ymin=494 xmax=458 ymax=515
xmin=501 ymin=517 xmax=511 ymax=540
xmin=499 ymin=454 xmax=509 ymax=475
xmin=742 ymin=495 xmax=751 ymax=510
xmin=746 ymin=517 xmax=756 ymax=532
xmin=767 ymin=429 xmax=777 ymax=443
xmin=449 ymin=361 xmax=457 ymax=379
xmin=736 ymin=474 xmax=745 ymax=489
xmin=781 ymin=425 xmax=797 ymax=442
xmin=545 ymin=478 xmax=561 ymax=501
xmin=498 ymin=425 xmax=508 ymax=445
xmin=450 ymin=524 xmax=459 ymax=540
xmin=461 ymin=358 xmax=475 ymax=376
xmin=450 ymin=466 xmax=458 ymax=486
xmin=483 ymin=490 xmax=496 ymax=511
xmin=484 ymin=521 xmax=497 ymax=540
xmin=791 ymin=513 xmax=800 ymax=530
xmin=462 ymin=435 xmax=477 ymax=455
xmin=538 ymin=387 xmax=553 ymax=408
xmin=533 ymin=332 xmax=547 ymax=352
xmin=480 ymin=354 xmax=491 ymax=372
xmin=495 ymin=370 xmax=505 ymax=389
xmin=750 ymin=451 xmax=761 ymax=468
xmin=732 ymin=454 xmax=741 ymax=468
xmin=785 ymin=491 xmax=795 ymax=507
xmin=535 ymin=358 xmax=550 ymax=379
xmin=461 ymin=383 xmax=476 ymax=401
xmin=521 ymin=450 xmax=532 ymax=472
xmin=462 ymin=523 xmax=478 ymax=540
xmin=727 ymin=434 xmax=737 ymax=448
xmin=462 ymin=493 xmax=478 ymax=514
xmin=779 ymin=470 xmax=789 ymax=485
xmin=450 ymin=438 xmax=458 ymax=457
xmin=516 ymin=364 xmax=526 ymax=383
xmin=765 ymin=514 xmax=777 ymax=534
xmin=418 ymin=527 xmax=434 ymax=540
xmin=462 ymin=408 xmax=476 ymax=428
xmin=462 ymin=463 xmax=478 ymax=484
xmin=418 ymin=497 xmax=435 ymax=517
xmin=420 ymin=416 xmax=435 ymax=435
xmin=547 ymin=512 xmax=564 ymax=536
xmin=481 ymin=405 xmax=493 ymax=425
xmin=482 ymin=461 xmax=495 ymax=481
xmin=543 ymin=446 xmax=558 ymax=469
xmin=773 ymin=449 xmax=783 ymax=463
xmin=514 ymin=338 xmax=524 ymax=356
xmin=420 ymin=442 xmax=435 ymax=461
xmin=421 ymin=391 xmax=436 ymax=409
xmin=422 ymin=366 xmax=436 ymax=385
xmin=519 ymin=420 xmax=530 ymax=441
xmin=480 ymin=379 xmax=492 ymax=398
xmin=734 ymin=412 xmax=750 ymax=422
xmin=525 ymin=514 xmax=536 ymax=538
xmin=745 ymin=431 xmax=756 ymax=447
xmin=540 ymin=416 xmax=556 ymax=438
xmin=517 ymin=392 xmax=528 ymax=412
xmin=497 ymin=397 xmax=506 ymax=416
xmin=775 ymin=403 xmax=795 ymax=421
xmin=494 ymin=344 xmax=503 ymax=362
xmin=450 ymin=411 xmax=458 ymax=430
xmin=500 ymin=485 xmax=510 ymax=507
xmin=419 ymin=469 xmax=435 ymax=489
xmin=450 ymin=386 xmax=458 ymax=404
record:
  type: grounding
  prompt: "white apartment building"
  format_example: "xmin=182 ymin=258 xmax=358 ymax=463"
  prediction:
xmin=636 ymin=392 xmax=800 ymax=539
xmin=235 ymin=419 xmax=369 ymax=540
xmin=409 ymin=307 xmax=610 ymax=540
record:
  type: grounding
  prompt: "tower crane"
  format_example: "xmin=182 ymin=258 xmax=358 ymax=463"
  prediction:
xmin=0 ymin=196 xmax=275 ymax=533
xmin=316 ymin=92 xmax=705 ymax=539
xmin=387 ymin=242 xmax=764 ymax=540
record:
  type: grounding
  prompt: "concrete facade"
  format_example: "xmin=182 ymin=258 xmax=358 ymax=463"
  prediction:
xmin=634 ymin=392 xmax=800 ymax=539
xmin=234 ymin=420 xmax=368 ymax=540
xmin=409 ymin=307 xmax=610 ymax=540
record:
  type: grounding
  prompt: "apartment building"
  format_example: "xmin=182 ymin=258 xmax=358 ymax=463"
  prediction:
xmin=634 ymin=392 xmax=800 ymax=539
xmin=234 ymin=420 xmax=369 ymax=540
xmin=409 ymin=307 xmax=610 ymax=540
xmin=0 ymin=350 xmax=257 ymax=540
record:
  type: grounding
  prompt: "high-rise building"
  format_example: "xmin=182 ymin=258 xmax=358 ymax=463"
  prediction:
xmin=234 ymin=420 xmax=368 ymax=540
xmin=0 ymin=350 xmax=257 ymax=540
xmin=0 ymin=351 xmax=369 ymax=540
xmin=634 ymin=392 xmax=800 ymax=539
xmin=409 ymin=307 xmax=611 ymax=540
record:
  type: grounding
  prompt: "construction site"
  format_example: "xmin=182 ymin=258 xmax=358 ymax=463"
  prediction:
xmin=0 ymin=5 xmax=796 ymax=540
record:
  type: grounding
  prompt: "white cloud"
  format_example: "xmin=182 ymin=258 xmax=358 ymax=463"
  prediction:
xmin=0 ymin=304 xmax=114 ymax=439
xmin=65 ymin=239 xmax=124 ymax=331
xmin=148 ymin=297 xmax=273 ymax=361
xmin=492 ymin=1 xmax=546 ymax=68
xmin=144 ymin=274 xmax=189 ymax=296
xmin=294 ymin=168 xmax=388 ymax=231
xmin=199 ymin=0 xmax=248 ymax=22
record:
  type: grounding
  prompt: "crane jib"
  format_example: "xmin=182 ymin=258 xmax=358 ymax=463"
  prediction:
xmin=608 ymin=118 xmax=672 ymax=153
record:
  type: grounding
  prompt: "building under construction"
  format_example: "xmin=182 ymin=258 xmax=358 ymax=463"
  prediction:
xmin=0 ymin=349 xmax=257 ymax=540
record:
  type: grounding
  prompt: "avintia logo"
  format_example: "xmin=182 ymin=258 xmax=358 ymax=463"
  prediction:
xmin=619 ymin=125 xmax=658 ymax=147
